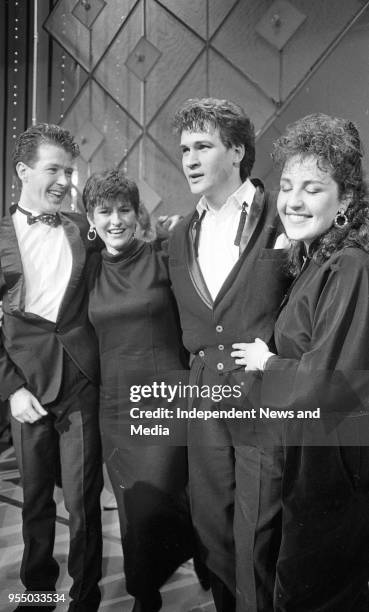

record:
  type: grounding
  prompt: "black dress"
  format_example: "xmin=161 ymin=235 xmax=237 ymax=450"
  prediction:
xmin=88 ymin=238 xmax=194 ymax=608
xmin=262 ymin=247 xmax=369 ymax=611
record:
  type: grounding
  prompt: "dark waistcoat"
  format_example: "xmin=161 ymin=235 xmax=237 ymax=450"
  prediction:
xmin=168 ymin=186 xmax=291 ymax=376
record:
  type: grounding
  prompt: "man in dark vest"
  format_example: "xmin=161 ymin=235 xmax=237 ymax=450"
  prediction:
xmin=168 ymin=98 xmax=290 ymax=612
xmin=0 ymin=124 xmax=102 ymax=611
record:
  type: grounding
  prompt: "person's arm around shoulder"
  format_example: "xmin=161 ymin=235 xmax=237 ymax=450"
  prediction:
xmin=155 ymin=214 xmax=183 ymax=239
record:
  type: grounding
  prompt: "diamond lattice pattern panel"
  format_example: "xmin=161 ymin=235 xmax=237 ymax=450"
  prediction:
xmin=156 ymin=0 xmax=238 ymax=38
xmin=61 ymin=80 xmax=142 ymax=190
xmin=123 ymin=135 xmax=191 ymax=217
xmin=281 ymin=0 xmax=361 ymax=100
xmin=94 ymin=0 xmax=204 ymax=124
xmin=149 ymin=49 xmax=275 ymax=175
xmin=211 ymin=0 xmax=361 ymax=103
xmin=44 ymin=0 xmax=139 ymax=71
xmin=48 ymin=42 xmax=89 ymax=125
xmin=45 ymin=0 xmax=363 ymax=216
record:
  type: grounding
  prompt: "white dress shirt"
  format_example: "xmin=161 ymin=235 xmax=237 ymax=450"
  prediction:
xmin=13 ymin=206 xmax=72 ymax=322
xmin=196 ymin=179 xmax=256 ymax=300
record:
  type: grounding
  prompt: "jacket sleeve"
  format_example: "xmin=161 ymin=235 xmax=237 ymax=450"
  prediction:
xmin=261 ymin=251 xmax=369 ymax=418
xmin=0 ymin=266 xmax=26 ymax=400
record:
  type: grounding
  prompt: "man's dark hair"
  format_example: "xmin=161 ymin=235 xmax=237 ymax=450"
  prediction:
xmin=82 ymin=168 xmax=140 ymax=217
xmin=12 ymin=123 xmax=79 ymax=174
xmin=172 ymin=97 xmax=255 ymax=181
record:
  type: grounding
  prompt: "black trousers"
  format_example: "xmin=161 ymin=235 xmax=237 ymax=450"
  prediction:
xmin=187 ymin=367 xmax=283 ymax=612
xmin=189 ymin=427 xmax=283 ymax=612
xmin=11 ymin=354 xmax=103 ymax=611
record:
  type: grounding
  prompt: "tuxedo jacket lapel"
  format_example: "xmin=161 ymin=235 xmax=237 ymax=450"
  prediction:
xmin=0 ymin=214 xmax=26 ymax=313
xmin=184 ymin=187 xmax=266 ymax=310
xmin=214 ymin=188 xmax=266 ymax=306
xmin=185 ymin=212 xmax=213 ymax=310
xmin=239 ymin=187 xmax=265 ymax=256
xmin=0 ymin=212 xmax=87 ymax=320
xmin=57 ymin=214 xmax=86 ymax=322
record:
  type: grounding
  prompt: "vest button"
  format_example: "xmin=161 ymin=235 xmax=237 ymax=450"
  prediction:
xmin=199 ymin=350 xmax=205 ymax=357
xmin=216 ymin=325 xmax=223 ymax=333
xmin=217 ymin=362 xmax=224 ymax=371
xmin=218 ymin=344 xmax=224 ymax=350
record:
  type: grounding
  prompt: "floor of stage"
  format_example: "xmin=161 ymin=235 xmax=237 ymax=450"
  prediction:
xmin=0 ymin=445 xmax=215 ymax=612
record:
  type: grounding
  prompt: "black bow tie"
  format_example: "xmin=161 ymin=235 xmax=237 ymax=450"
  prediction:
xmin=17 ymin=204 xmax=61 ymax=228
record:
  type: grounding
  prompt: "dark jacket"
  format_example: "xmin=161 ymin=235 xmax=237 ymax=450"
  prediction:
xmin=168 ymin=184 xmax=290 ymax=378
xmin=0 ymin=208 xmax=99 ymax=403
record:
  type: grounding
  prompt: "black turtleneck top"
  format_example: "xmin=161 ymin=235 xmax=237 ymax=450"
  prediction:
xmin=88 ymin=239 xmax=187 ymax=402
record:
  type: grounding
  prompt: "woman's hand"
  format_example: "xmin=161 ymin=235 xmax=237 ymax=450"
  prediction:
xmin=231 ymin=338 xmax=274 ymax=371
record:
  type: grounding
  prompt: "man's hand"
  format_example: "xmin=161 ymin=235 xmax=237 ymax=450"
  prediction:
xmin=10 ymin=387 xmax=48 ymax=424
xmin=155 ymin=214 xmax=182 ymax=239
xmin=231 ymin=338 xmax=274 ymax=371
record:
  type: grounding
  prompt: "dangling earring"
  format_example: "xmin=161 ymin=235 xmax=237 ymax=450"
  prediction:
xmin=87 ymin=226 xmax=97 ymax=241
xmin=334 ymin=209 xmax=348 ymax=228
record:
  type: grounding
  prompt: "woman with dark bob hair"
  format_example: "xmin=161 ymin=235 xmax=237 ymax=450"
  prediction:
xmin=232 ymin=114 xmax=369 ymax=610
xmin=83 ymin=169 xmax=196 ymax=612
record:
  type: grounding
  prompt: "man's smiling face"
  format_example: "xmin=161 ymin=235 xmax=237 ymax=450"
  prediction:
xmin=17 ymin=142 xmax=74 ymax=213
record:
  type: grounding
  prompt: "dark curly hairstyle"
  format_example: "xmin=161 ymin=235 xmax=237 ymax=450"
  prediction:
xmin=12 ymin=123 xmax=79 ymax=175
xmin=172 ymin=97 xmax=255 ymax=181
xmin=272 ymin=113 xmax=369 ymax=275
xmin=82 ymin=168 xmax=140 ymax=217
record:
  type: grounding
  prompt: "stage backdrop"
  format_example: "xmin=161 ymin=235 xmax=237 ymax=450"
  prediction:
xmin=1 ymin=0 xmax=369 ymax=217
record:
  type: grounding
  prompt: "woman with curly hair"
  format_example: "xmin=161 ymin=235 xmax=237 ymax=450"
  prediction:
xmin=232 ymin=113 xmax=369 ymax=610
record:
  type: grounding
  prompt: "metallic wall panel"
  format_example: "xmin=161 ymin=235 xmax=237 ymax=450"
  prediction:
xmin=157 ymin=0 xmax=240 ymax=39
xmin=208 ymin=0 xmax=240 ymax=37
xmin=254 ymin=8 xmax=369 ymax=189
xmin=95 ymin=0 xmax=204 ymax=124
xmin=44 ymin=0 xmax=139 ymax=71
xmin=124 ymin=135 xmax=195 ymax=216
xmin=61 ymin=80 xmax=142 ymax=198
xmin=148 ymin=53 xmax=208 ymax=172
xmin=208 ymin=49 xmax=276 ymax=133
xmin=144 ymin=0 xmax=205 ymax=122
xmin=281 ymin=0 xmax=361 ymax=100
xmin=156 ymin=0 xmax=207 ymax=38
xmin=48 ymin=42 xmax=89 ymax=125
xmin=0 ymin=0 xmax=6 ymax=214
xmin=94 ymin=1 xmax=142 ymax=123
xmin=4 ymin=0 xmax=30 ymax=211
xmin=211 ymin=0 xmax=280 ymax=102
xmin=35 ymin=0 xmax=369 ymax=218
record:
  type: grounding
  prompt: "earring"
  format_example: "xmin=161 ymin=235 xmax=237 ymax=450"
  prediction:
xmin=334 ymin=210 xmax=348 ymax=228
xmin=233 ymin=161 xmax=240 ymax=168
xmin=87 ymin=227 xmax=97 ymax=241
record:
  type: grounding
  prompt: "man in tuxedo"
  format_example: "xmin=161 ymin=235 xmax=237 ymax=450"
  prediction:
xmin=168 ymin=98 xmax=290 ymax=611
xmin=0 ymin=124 xmax=102 ymax=611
